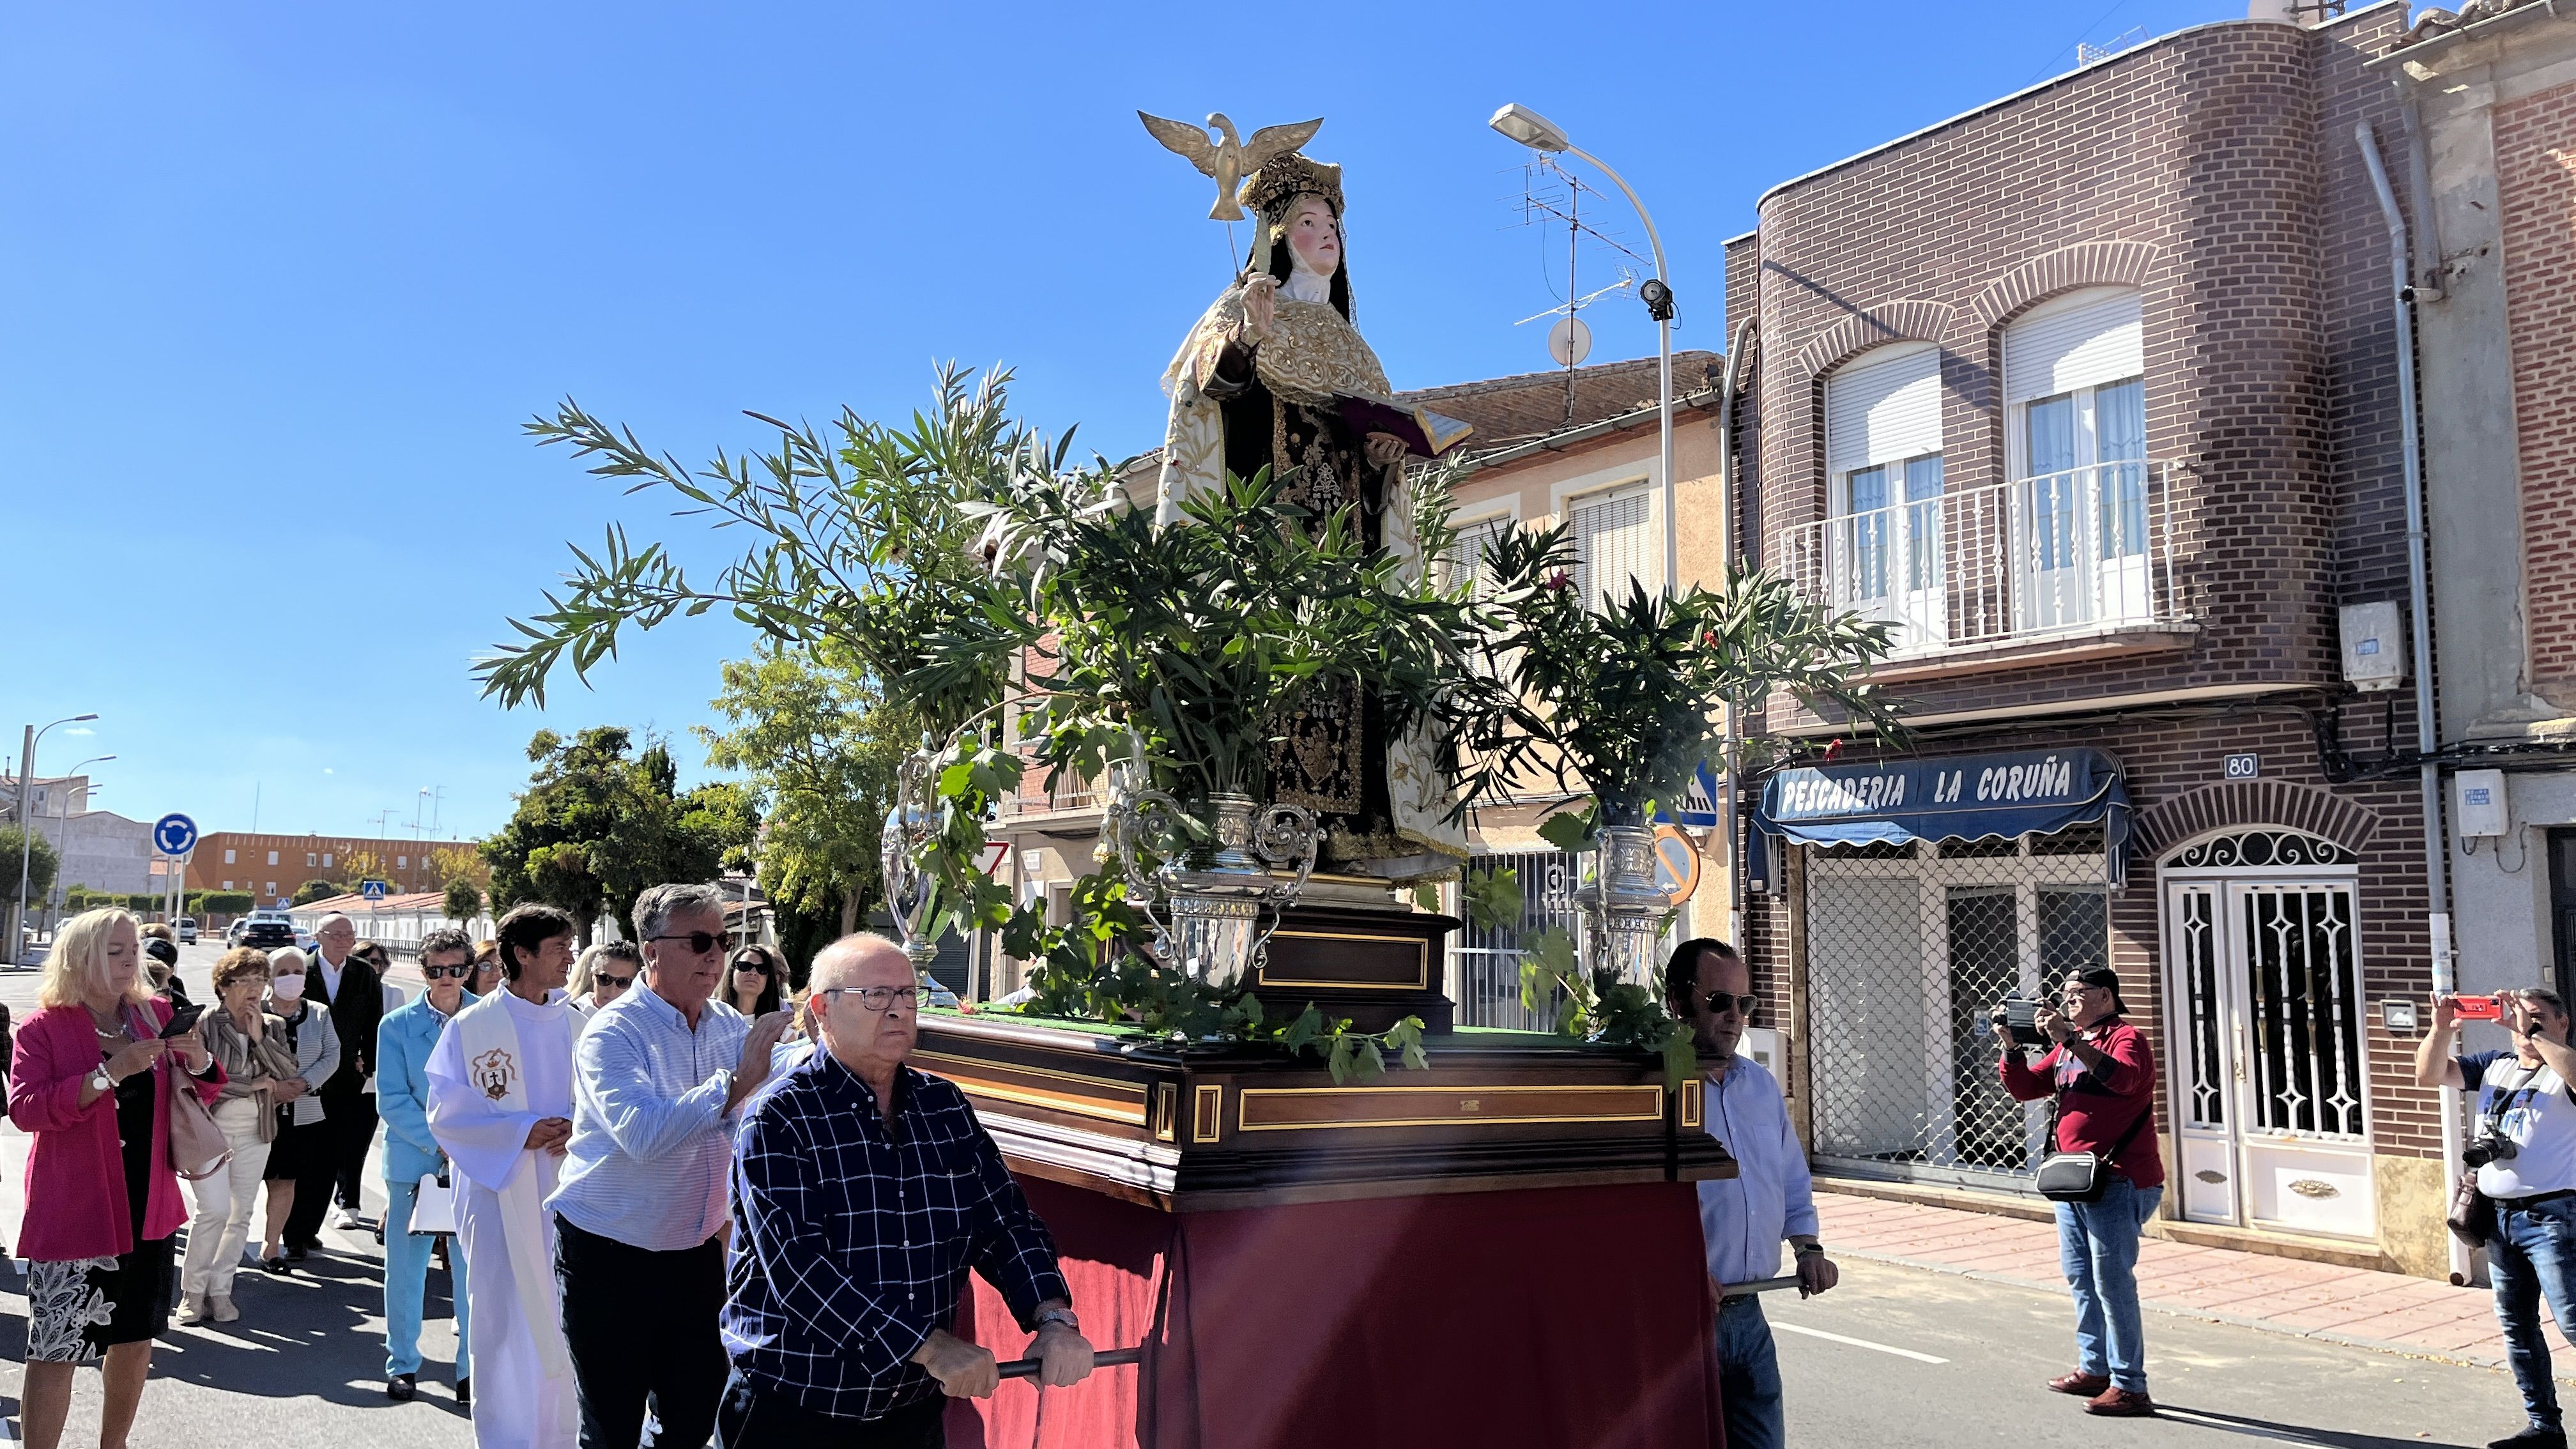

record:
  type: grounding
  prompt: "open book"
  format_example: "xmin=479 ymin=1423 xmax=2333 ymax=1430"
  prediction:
xmin=1334 ymin=395 xmax=1475 ymax=460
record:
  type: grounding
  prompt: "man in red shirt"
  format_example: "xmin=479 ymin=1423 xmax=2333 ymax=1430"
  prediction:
xmin=1999 ymin=965 xmax=2163 ymax=1418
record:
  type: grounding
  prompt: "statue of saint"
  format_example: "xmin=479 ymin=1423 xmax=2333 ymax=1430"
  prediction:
xmin=1155 ymin=149 xmax=1469 ymax=883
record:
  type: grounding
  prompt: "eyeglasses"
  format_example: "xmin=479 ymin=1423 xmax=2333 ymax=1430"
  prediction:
xmin=596 ymin=973 xmax=636 ymax=990
xmin=420 ymin=965 xmax=471 ymax=980
xmin=650 ymin=931 xmax=724 ymax=954
xmin=732 ymin=959 xmax=772 ymax=975
xmin=821 ymin=985 xmax=920 ymax=1013
xmin=1704 ymin=992 xmax=1759 ymax=1017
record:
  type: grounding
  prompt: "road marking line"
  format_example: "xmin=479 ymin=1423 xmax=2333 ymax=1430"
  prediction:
xmin=1772 ymin=1321 xmax=1949 ymax=1364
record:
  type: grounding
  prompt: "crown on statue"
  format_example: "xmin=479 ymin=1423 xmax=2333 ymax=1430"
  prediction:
xmin=1241 ymin=151 xmax=1344 ymax=222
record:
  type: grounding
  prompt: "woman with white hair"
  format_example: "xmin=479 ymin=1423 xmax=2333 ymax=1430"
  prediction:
xmin=258 ymin=946 xmax=340 ymax=1270
xmin=7 ymin=908 xmax=221 ymax=1449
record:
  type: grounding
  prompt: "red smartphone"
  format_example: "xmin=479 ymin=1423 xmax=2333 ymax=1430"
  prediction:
xmin=2451 ymin=994 xmax=2504 ymax=1021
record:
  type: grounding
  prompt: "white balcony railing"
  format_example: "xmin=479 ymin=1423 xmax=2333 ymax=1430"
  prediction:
xmin=1777 ymin=460 xmax=2181 ymax=657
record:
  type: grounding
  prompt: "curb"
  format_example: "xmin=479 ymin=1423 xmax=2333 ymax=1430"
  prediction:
xmin=1840 ymin=1245 xmax=2576 ymax=1383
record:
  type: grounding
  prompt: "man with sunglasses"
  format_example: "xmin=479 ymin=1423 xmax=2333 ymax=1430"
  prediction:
xmin=1669 ymin=937 xmax=1832 ymax=1449
xmin=549 ymin=883 xmax=792 ymax=1449
xmin=378 ymin=926 xmax=478 ymax=1405
xmin=1999 ymin=965 xmax=2163 ymax=1418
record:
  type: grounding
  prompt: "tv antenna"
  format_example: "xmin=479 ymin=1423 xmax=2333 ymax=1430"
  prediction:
xmin=1506 ymin=157 xmax=1646 ymax=425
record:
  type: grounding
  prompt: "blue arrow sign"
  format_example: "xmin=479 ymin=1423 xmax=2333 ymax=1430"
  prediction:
xmin=151 ymin=813 xmax=198 ymax=857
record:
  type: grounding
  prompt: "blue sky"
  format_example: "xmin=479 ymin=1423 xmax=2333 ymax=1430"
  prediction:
xmin=1 ymin=0 xmax=2267 ymax=843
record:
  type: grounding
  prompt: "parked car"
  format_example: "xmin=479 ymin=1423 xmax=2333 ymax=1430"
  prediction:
xmin=238 ymin=912 xmax=296 ymax=951
xmin=226 ymin=917 xmax=250 ymax=946
xmin=176 ymin=917 xmax=198 ymax=944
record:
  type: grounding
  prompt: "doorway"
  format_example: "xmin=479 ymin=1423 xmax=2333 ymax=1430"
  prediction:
xmin=2159 ymin=830 xmax=2373 ymax=1239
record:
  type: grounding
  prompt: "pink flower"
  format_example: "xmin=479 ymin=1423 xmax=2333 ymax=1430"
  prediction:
xmin=1544 ymin=571 xmax=1572 ymax=592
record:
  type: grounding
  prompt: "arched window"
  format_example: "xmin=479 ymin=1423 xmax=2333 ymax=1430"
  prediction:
xmin=1821 ymin=342 xmax=1945 ymax=648
xmin=2163 ymin=830 xmax=2358 ymax=870
xmin=2003 ymin=287 xmax=2149 ymax=631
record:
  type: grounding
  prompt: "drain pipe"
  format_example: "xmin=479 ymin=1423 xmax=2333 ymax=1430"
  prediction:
xmin=1716 ymin=316 xmax=1758 ymax=952
xmin=2359 ymin=121 xmax=2467 ymax=1283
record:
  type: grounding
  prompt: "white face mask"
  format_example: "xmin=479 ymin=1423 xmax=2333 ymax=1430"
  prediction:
xmin=270 ymin=974 xmax=306 ymax=1003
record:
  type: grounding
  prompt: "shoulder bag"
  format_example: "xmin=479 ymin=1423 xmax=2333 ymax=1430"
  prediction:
xmin=140 ymin=1005 xmax=233 ymax=1182
xmin=2034 ymin=1074 xmax=2153 ymax=1204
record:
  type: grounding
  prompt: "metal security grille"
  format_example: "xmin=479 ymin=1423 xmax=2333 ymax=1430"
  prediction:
xmin=1452 ymin=849 xmax=1585 ymax=1031
xmin=1804 ymin=827 xmax=2112 ymax=1190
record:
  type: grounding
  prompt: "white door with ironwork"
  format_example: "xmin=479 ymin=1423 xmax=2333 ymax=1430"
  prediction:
xmin=2159 ymin=831 xmax=2374 ymax=1239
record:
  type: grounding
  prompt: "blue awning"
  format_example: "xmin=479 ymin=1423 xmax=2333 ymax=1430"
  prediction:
xmin=1747 ymin=747 xmax=2132 ymax=891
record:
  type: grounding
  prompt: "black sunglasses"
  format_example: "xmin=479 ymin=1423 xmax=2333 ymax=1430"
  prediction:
xmin=1704 ymin=992 xmax=1759 ymax=1017
xmin=596 ymin=972 xmax=637 ymax=990
xmin=730 ymin=958 xmax=772 ymax=975
xmin=650 ymin=931 xmax=725 ymax=954
xmin=420 ymin=964 xmax=471 ymax=980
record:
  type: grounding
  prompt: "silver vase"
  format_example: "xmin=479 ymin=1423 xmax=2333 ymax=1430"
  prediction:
xmin=1107 ymin=772 xmax=1319 ymax=990
xmin=1584 ymin=820 xmax=1669 ymax=990
xmin=878 ymin=747 xmax=944 ymax=975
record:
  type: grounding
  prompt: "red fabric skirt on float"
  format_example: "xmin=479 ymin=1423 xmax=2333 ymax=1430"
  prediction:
xmin=946 ymin=1176 xmax=1724 ymax=1449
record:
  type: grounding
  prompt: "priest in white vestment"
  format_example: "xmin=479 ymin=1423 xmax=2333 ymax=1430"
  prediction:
xmin=429 ymin=905 xmax=583 ymax=1449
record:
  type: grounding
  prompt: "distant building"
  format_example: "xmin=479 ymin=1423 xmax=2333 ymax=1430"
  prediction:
xmin=187 ymin=831 xmax=481 ymax=908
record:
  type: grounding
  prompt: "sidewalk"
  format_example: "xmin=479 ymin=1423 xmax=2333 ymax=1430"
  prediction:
xmin=1818 ymin=1188 xmax=2572 ymax=1374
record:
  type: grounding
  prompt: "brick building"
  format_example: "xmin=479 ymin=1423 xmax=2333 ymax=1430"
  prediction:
xmin=2400 ymin=8 xmax=2576 ymax=1025
xmin=186 ymin=831 xmax=477 ymax=907
xmin=1728 ymin=4 xmax=2451 ymax=1274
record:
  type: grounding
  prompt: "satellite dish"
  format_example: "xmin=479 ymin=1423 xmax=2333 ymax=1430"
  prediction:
xmin=1546 ymin=316 xmax=1593 ymax=367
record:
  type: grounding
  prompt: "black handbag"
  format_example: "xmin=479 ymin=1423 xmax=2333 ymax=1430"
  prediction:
xmin=2035 ymin=1089 xmax=2152 ymax=1204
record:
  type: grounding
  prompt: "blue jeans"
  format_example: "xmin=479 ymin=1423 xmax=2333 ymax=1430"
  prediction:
xmin=2491 ymin=1193 xmax=2576 ymax=1430
xmin=2055 ymin=1177 xmax=2162 ymax=1393
xmin=383 ymin=1174 xmax=470 ymax=1380
xmin=1715 ymin=1295 xmax=1784 ymax=1449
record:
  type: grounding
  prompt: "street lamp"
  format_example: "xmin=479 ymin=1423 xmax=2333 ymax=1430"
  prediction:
xmin=14 ymin=714 xmax=99 ymax=965
xmin=44 ymin=756 xmax=114 ymax=921
xmin=1489 ymin=103 xmax=1678 ymax=596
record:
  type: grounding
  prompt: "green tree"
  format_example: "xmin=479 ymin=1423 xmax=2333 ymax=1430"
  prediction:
xmin=443 ymin=878 xmax=484 ymax=926
xmin=480 ymin=726 xmax=758 ymax=946
xmin=294 ymin=878 xmax=344 ymax=905
xmin=0 ymin=823 xmax=60 ymax=907
xmin=697 ymin=643 xmax=914 ymax=940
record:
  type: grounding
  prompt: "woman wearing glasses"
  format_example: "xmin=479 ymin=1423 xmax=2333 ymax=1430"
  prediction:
xmin=567 ymin=943 xmax=644 ymax=1022
xmin=717 ymin=945 xmax=784 ymax=1021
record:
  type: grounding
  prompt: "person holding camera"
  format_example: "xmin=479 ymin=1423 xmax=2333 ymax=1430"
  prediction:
xmin=2416 ymin=987 xmax=2576 ymax=1449
xmin=1998 ymin=965 xmax=2163 ymax=1418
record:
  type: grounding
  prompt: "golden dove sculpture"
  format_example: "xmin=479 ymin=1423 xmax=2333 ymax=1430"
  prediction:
xmin=1137 ymin=111 xmax=1324 ymax=222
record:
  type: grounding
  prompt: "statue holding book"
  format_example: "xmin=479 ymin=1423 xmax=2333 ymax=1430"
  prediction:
xmin=1153 ymin=141 xmax=1475 ymax=880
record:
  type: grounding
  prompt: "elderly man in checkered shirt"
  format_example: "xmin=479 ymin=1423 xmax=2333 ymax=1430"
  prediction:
xmin=719 ymin=933 xmax=1093 ymax=1447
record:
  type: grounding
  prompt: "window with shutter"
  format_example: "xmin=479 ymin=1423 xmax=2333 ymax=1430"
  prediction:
xmin=2003 ymin=288 xmax=2151 ymax=627
xmin=1568 ymin=486 xmax=1655 ymax=610
xmin=1449 ymin=514 xmax=1515 ymax=596
xmin=1821 ymin=344 xmax=1947 ymax=645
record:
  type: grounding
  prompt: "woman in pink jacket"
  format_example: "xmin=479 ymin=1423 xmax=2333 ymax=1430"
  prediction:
xmin=9 ymin=908 xmax=222 ymax=1449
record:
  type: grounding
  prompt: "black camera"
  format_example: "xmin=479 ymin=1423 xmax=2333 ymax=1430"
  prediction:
xmin=1986 ymin=997 xmax=2051 ymax=1048
xmin=2464 ymin=1135 xmax=2521 ymax=1169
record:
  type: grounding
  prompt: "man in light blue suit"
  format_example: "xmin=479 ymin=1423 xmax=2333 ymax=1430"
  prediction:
xmin=379 ymin=926 xmax=477 ymax=1405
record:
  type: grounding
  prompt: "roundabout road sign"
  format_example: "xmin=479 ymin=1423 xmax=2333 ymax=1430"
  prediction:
xmin=152 ymin=813 xmax=198 ymax=857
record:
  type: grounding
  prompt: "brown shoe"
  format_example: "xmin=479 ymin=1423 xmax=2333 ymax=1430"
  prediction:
xmin=2048 ymin=1372 xmax=2111 ymax=1397
xmin=2085 ymin=1387 xmax=2156 ymax=1417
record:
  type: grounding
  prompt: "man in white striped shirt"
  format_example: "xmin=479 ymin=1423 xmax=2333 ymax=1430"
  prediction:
xmin=548 ymin=883 xmax=791 ymax=1449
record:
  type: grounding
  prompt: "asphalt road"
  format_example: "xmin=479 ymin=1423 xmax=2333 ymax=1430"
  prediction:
xmin=0 ymin=941 xmax=474 ymax=1448
xmin=0 ymin=940 xmax=2549 ymax=1447
xmin=1773 ymin=1257 xmax=2524 ymax=1447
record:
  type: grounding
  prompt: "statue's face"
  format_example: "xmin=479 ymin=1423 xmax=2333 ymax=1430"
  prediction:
xmin=1285 ymin=195 xmax=1340 ymax=277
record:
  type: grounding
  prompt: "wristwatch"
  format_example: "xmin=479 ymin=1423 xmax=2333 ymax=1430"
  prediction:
xmin=88 ymin=1066 xmax=115 ymax=1094
xmin=1033 ymin=1305 xmax=1079 ymax=1334
xmin=1795 ymin=1241 xmax=1827 ymax=1257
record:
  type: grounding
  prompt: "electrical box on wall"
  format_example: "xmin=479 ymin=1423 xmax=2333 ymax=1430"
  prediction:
xmin=1741 ymin=1027 xmax=1784 ymax=1080
xmin=2455 ymin=768 xmax=2510 ymax=840
xmin=2340 ymin=601 xmax=2408 ymax=692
